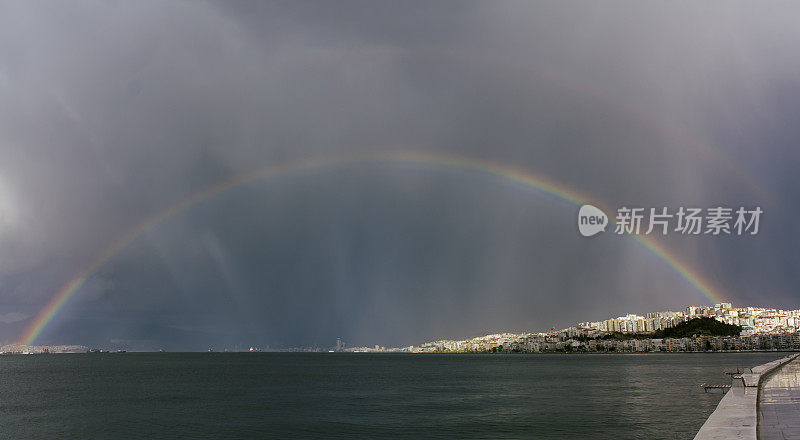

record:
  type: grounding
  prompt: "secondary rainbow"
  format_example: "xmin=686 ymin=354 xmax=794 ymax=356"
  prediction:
xmin=18 ymin=150 xmax=726 ymax=345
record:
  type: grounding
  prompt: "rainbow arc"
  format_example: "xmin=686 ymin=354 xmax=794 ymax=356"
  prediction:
xmin=18 ymin=151 xmax=726 ymax=345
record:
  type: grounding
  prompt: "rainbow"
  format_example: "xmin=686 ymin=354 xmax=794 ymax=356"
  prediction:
xmin=18 ymin=150 xmax=726 ymax=345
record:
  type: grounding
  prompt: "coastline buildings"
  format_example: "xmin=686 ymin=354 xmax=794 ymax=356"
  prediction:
xmin=579 ymin=303 xmax=800 ymax=337
xmin=4 ymin=304 xmax=798 ymax=354
xmin=405 ymin=303 xmax=800 ymax=353
xmin=0 ymin=344 xmax=89 ymax=354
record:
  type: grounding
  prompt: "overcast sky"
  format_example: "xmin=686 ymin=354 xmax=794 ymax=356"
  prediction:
xmin=0 ymin=1 xmax=798 ymax=350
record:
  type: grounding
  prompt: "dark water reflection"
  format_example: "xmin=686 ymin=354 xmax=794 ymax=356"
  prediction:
xmin=0 ymin=352 xmax=788 ymax=439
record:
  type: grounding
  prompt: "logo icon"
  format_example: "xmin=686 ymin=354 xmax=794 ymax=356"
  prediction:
xmin=578 ymin=204 xmax=608 ymax=237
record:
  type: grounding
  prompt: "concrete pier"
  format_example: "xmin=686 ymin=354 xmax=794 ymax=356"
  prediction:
xmin=694 ymin=353 xmax=799 ymax=440
xmin=758 ymin=355 xmax=800 ymax=440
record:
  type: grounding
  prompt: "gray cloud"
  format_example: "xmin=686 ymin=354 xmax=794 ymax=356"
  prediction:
xmin=0 ymin=312 xmax=29 ymax=324
xmin=0 ymin=1 xmax=798 ymax=349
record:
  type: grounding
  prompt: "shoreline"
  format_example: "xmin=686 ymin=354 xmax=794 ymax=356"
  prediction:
xmin=3 ymin=349 xmax=798 ymax=355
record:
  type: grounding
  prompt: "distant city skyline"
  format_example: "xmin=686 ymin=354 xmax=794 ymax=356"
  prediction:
xmin=403 ymin=303 xmax=800 ymax=354
xmin=7 ymin=301 xmax=799 ymax=355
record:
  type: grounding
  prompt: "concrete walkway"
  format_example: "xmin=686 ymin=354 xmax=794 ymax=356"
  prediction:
xmin=695 ymin=354 xmax=798 ymax=440
xmin=758 ymin=357 xmax=800 ymax=440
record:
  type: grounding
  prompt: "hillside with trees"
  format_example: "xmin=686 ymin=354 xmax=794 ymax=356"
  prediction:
xmin=653 ymin=317 xmax=742 ymax=338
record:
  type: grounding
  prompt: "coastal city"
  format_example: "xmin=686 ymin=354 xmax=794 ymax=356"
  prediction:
xmin=400 ymin=303 xmax=800 ymax=353
xmin=3 ymin=303 xmax=799 ymax=354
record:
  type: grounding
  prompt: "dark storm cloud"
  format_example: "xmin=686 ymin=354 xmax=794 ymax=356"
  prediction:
xmin=0 ymin=1 xmax=799 ymax=349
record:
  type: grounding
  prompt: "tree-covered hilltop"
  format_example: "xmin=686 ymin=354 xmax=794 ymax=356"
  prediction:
xmin=592 ymin=317 xmax=743 ymax=341
xmin=653 ymin=317 xmax=742 ymax=338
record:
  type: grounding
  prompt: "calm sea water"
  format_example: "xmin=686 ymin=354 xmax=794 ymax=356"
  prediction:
xmin=0 ymin=352 xmax=787 ymax=439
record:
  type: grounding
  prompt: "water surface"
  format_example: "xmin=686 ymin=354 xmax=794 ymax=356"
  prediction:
xmin=0 ymin=352 xmax=786 ymax=439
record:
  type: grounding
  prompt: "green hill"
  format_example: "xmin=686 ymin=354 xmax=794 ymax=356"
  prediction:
xmin=596 ymin=317 xmax=743 ymax=341
xmin=652 ymin=317 xmax=742 ymax=338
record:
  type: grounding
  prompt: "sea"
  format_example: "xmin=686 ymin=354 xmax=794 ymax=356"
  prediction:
xmin=0 ymin=352 xmax=786 ymax=439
